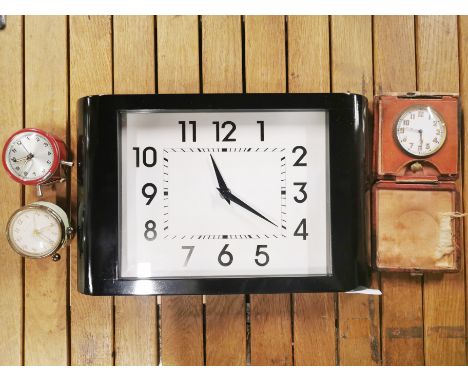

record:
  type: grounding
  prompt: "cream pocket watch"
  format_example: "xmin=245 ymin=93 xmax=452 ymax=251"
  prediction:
xmin=6 ymin=202 xmax=73 ymax=259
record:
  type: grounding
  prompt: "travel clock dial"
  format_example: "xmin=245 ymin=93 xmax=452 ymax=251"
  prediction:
xmin=120 ymin=110 xmax=330 ymax=278
xmin=394 ymin=105 xmax=446 ymax=157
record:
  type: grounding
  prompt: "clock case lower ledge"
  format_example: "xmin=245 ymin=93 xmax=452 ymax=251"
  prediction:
xmin=77 ymin=93 xmax=371 ymax=295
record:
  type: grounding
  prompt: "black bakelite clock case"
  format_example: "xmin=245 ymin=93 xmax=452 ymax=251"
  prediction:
xmin=77 ymin=93 xmax=370 ymax=295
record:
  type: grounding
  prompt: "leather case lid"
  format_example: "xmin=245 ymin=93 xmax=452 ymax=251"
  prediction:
xmin=372 ymin=181 xmax=460 ymax=272
xmin=374 ymin=95 xmax=459 ymax=180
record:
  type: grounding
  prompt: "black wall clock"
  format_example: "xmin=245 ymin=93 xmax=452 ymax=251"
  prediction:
xmin=77 ymin=93 xmax=370 ymax=295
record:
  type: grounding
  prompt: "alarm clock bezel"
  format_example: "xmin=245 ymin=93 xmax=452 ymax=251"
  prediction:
xmin=6 ymin=203 xmax=68 ymax=259
xmin=393 ymin=104 xmax=447 ymax=158
xmin=2 ymin=128 xmax=62 ymax=185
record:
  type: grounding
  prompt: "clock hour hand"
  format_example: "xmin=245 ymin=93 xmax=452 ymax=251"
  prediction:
xmin=210 ymin=154 xmax=231 ymax=204
xmin=225 ymin=191 xmax=277 ymax=227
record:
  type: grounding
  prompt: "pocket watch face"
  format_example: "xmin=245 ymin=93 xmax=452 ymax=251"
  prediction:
xmin=120 ymin=110 xmax=331 ymax=278
xmin=3 ymin=129 xmax=57 ymax=184
xmin=394 ymin=105 xmax=446 ymax=157
xmin=7 ymin=205 xmax=63 ymax=258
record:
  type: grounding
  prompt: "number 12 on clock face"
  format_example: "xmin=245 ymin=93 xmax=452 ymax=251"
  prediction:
xmin=120 ymin=110 xmax=331 ymax=278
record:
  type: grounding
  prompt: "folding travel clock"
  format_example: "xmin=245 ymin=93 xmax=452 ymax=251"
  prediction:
xmin=77 ymin=93 xmax=371 ymax=295
xmin=372 ymin=94 xmax=461 ymax=273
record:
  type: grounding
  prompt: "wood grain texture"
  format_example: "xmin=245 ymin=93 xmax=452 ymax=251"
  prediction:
xmin=288 ymin=16 xmax=330 ymax=94
xmin=373 ymin=16 xmax=424 ymax=366
xmin=202 ymin=16 xmax=242 ymax=94
xmin=113 ymin=16 xmax=158 ymax=366
xmin=202 ymin=16 xmax=246 ymax=366
xmin=245 ymin=16 xmax=292 ymax=366
xmin=460 ymin=15 xmax=468 ymax=363
xmin=157 ymin=16 xmax=204 ymax=366
xmin=157 ymin=16 xmax=200 ymax=94
xmin=416 ymin=16 xmax=466 ymax=366
xmin=24 ymin=16 xmax=68 ymax=366
xmin=245 ymin=16 xmax=286 ymax=94
xmin=288 ymin=16 xmax=336 ymax=366
xmin=0 ymin=15 xmax=24 ymax=366
xmin=331 ymin=16 xmax=381 ymax=366
xmin=69 ymin=16 xmax=114 ymax=366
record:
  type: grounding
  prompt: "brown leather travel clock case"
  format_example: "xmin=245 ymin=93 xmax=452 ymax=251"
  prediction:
xmin=374 ymin=95 xmax=459 ymax=181
xmin=372 ymin=93 xmax=462 ymax=273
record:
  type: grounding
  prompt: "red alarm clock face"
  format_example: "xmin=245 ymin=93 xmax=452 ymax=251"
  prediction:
xmin=2 ymin=128 xmax=62 ymax=185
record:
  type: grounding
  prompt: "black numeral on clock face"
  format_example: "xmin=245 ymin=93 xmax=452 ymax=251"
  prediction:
xmin=255 ymin=245 xmax=269 ymax=266
xmin=293 ymin=182 xmax=307 ymax=203
xmin=257 ymin=121 xmax=265 ymax=141
xmin=294 ymin=219 xmax=308 ymax=240
xmin=218 ymin=244 xmax=234 ymax=266
xmin=144 ymin=220 xmax=157 ymax=241
xmin=214 ymin=121 xmax=236 ymax=142
xmin=142 ymin=183 xmax=157 ymax=205
xmin=179 ymin=121 xmax=197 ymax=142
xmin=133 ymin=147 xmax=157 ymax=167
xmin=292 ymin=146 xmax=307 ymax=166
xmin=182 ymin=245 xmax=195 ymax=267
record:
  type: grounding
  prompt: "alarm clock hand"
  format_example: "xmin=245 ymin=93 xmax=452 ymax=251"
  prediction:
xmin=12 ymin=154 xmax=33 ymax=163
xmin=36 ymin=231 xmax=54 ymax=245
xmin=210 ymin=154 xmax=231 ymax=203
xmin=225 ymin=191 xmax=277 ymax=227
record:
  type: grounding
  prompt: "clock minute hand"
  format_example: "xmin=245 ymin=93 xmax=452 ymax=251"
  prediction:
xmin=226 ymin=191 xmax=278 ymax=227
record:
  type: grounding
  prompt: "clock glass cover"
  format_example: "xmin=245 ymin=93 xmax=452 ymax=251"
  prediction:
xmin=2 ymin=128 xmax=59 ymax=185
xmin=120 ymin=110 xmax=330 ymax=278
xmin=394 ymin=105 xmax=446 ymax=157
xmin=7 ymin=202 xmax=66 ymax=258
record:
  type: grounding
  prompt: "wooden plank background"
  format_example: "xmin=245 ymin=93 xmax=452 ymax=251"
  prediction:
xmin=0 ymin=15 xmax=467 ymax=365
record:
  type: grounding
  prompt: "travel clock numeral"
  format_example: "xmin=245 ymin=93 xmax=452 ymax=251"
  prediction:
xmin=214 ymin=121 xmax=236 ymax=142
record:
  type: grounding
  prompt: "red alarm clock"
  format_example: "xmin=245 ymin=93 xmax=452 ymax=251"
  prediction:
xmin=2 ymin=128 xmax=71 ymax=188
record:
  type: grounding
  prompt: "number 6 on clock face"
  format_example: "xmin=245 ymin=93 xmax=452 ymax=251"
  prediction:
xmin=119 ymin=110 xmax=330 ymax=278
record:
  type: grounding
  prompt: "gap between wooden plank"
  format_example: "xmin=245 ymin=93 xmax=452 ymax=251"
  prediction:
xmin=373 ymin=15 xmax=425 ymax=366
xmin=244 ymin=15 xmax=293 ymax=366
xmin=417 ymin=15 xmax=467 ymax=366
xmin=202 ymin=15 xmax=247 ymax=366
xmin=157 ymin=15 xmax=204 ymax=366
xmin=69 ymin=16 xmax=114 ymax=366
xmin=23 ymin=15 xmax=69 ymax=366
xmin=287 ymin=15 xmax=337 ymax=366
xmin=113 ymin=15 xmax=158 ymax=366
xmin=331 ymin=15 xmax=382 ymax=366
xmin=0 ymin=15 xmax=24 ymax=366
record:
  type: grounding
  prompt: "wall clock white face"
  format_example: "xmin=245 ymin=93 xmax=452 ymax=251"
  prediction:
xmin=394 ymin=105 xmax=446 ymax=157
xmin=120 ymin=110 xmax=330 ymax=278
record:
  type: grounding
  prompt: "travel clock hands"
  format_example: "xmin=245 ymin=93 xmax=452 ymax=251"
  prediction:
xmin=209 ymin=154 xmax=277 ymax=227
